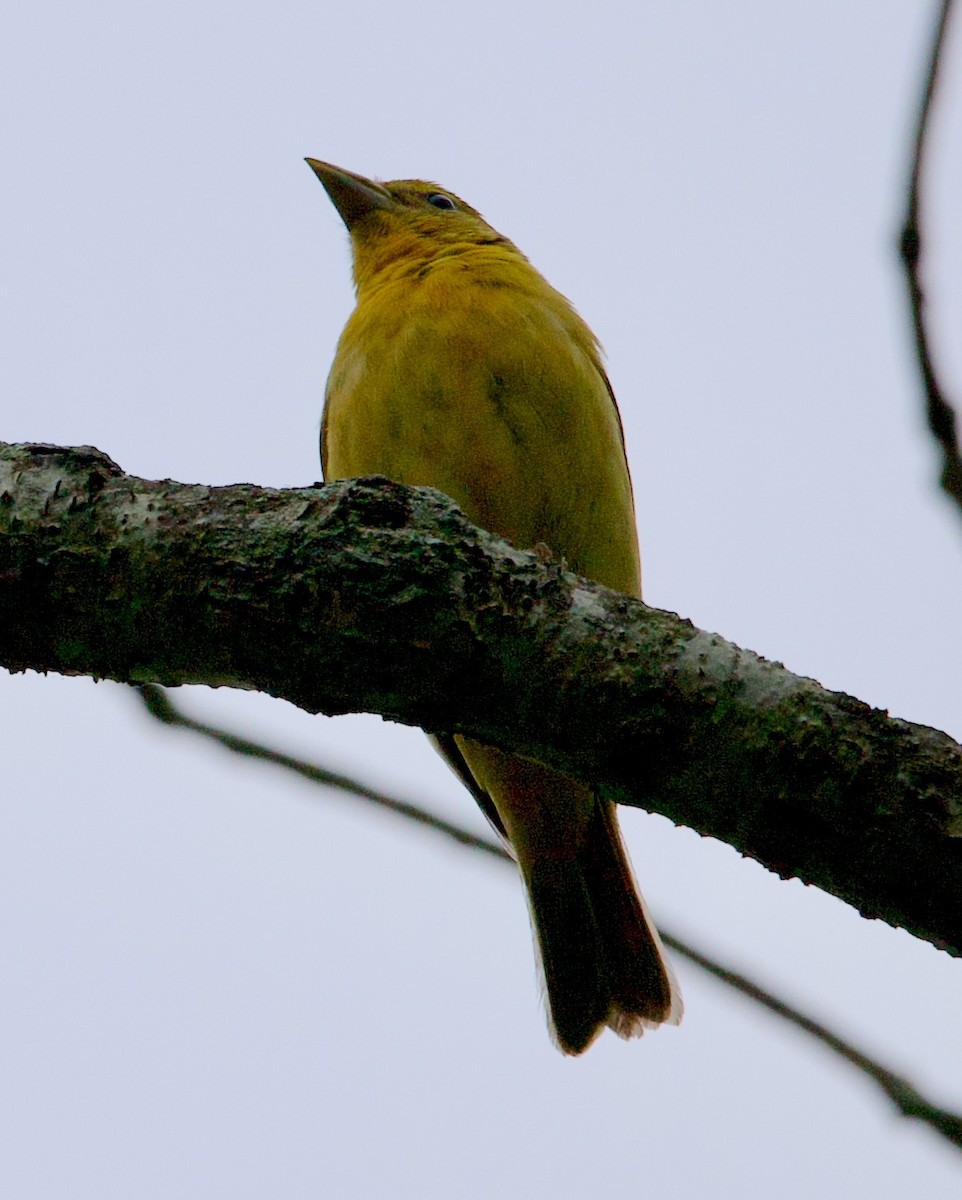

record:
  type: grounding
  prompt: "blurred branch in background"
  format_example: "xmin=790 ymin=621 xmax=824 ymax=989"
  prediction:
xmin=900 ymin=0 xmax=962 ymax=518
xmin=138 ymin=683 xmax=962 ymax=1155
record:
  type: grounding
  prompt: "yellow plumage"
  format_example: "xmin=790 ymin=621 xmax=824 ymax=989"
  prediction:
xmin=308 ymin=159 xmax=681 ymax=1053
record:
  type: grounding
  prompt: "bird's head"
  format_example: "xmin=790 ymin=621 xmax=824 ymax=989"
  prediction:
xmin=306 ymin=159 xmax=517 ymax=291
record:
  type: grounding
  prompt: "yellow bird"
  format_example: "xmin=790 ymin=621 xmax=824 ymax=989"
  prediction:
xmin=307 ymin=159 xmax=682 ymax=1054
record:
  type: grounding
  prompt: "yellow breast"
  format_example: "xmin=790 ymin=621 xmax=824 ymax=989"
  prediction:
xmin=323 ymin=247 xmax=641 ymax=598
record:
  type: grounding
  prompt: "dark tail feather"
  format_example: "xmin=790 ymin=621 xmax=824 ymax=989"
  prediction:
xmin=525 ymin=802 xmax=681 ymax=1055
xmin=525 ymin=855 xmax=609 ymax=1054
xmin=585 ymin=801 xmax=682 ymax=1039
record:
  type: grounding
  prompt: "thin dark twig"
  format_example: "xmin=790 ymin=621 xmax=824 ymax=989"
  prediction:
xmin=137 ymin=683 xmax=962 ymax=1153
xmin=139 ymin=684 xmax=498 ymax=856
xmin=900 ymin=0 xmax=962 ymax=516
xmin=676 ymin=941 xmax=962 ymax=1149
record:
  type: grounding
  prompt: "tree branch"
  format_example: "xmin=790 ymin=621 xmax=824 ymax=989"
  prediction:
xmin=2 ymin=440 xmax=962 ymax=958
xmin=899 ymin=0 xmax=962 ymax=517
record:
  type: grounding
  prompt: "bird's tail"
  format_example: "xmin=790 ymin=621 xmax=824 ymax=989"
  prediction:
xmin=446 ymin=736 xmax=681 ymax=1055
xmin=523 ymin=798 xmax=682 ymax=1055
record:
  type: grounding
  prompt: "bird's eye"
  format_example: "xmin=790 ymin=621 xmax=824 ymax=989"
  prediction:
xmin=426 ymin=193 xmax=457 ymax=211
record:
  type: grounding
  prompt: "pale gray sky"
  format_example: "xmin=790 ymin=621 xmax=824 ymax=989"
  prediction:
xmin=3 ymin=1 xmax=962 ymax=1196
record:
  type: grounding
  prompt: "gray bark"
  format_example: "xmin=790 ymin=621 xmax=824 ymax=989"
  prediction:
xmin=2 ymin=440 xmax=961 ymax=955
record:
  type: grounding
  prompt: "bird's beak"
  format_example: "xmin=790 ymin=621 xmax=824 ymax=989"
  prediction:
xmin=305 ymin=159 xmax=392 ymax=228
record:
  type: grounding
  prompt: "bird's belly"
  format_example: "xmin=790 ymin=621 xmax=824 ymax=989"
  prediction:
xmin=323 ymin=299 xmax=641 ymax=595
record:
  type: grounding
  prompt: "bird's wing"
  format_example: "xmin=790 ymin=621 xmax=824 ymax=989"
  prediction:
xmin=429 ymin=733 xmax=510 ymax=843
